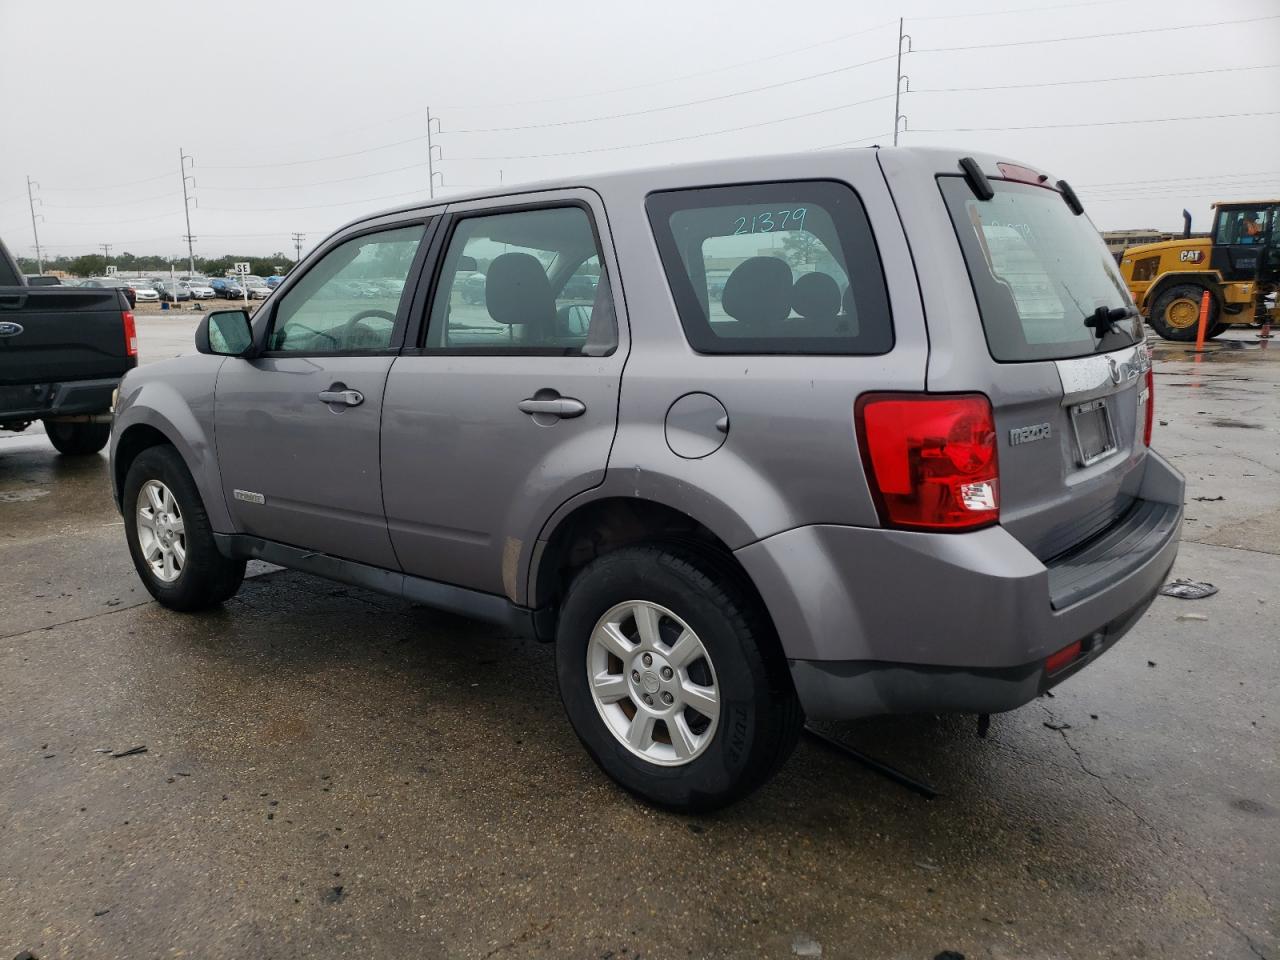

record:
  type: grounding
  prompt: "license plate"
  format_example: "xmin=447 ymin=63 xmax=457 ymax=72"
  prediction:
xmin=1071 ymin=398 xmax=1116 ymax=466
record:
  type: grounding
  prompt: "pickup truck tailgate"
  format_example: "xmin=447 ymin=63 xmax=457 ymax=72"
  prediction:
xmin=0 ymin=287 xmax=134 ymax=384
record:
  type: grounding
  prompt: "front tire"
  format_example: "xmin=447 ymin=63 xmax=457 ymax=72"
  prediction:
xmin=123 ymin=445 xmax=245 ymax=611
xmin=44 ymin=420 xmax=110 ymax=456
xmin=1149 ymin=283 xmax=1217 ymax=342
xmin=555 ymin=544 xmax=801 ymax=812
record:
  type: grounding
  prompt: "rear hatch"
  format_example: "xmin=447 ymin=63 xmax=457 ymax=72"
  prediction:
xmin=0 ymin=286 xmax=134 ymax=385
xmin=926 ymin=161 xmax=1151 ymax=561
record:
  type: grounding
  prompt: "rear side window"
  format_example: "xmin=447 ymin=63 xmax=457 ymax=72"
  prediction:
xmin=425 ymin=205 xmax=618 ymax=356
xmin=646 ymin=181 xmax=893 ymax=355
xmin=939 ymin=176 xmax=1140 ymax=362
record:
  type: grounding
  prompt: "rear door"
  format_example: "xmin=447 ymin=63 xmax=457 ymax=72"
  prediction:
xmin=213 ymin=220 xmax=432 ymax=568
xmin=923 ymin=163 xmax=1151 ymax=560
xmin=380 ymin=190 xmax=627 ymax=599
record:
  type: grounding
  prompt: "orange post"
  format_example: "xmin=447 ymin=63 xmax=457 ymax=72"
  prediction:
xmin=1194 ymin=290 xmax=1211 ymax=352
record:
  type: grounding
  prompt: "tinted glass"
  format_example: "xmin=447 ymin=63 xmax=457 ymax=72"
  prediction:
xmin=425 ymin=206 xmax=617 ymax=356
xmin=269 ymin=225 xmax=424 ymax=353
xmin=646 ymin=180 xmax=892 ymax=355
xmin=939 ymin=176 xmax=1140 ymax=362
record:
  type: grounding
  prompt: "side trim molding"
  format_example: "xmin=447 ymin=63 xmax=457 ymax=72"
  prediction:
xmin=213 ymin=533 xmax=536 ymax=638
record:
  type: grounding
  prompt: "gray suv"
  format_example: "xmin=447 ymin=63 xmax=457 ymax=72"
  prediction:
xmin=110 ymin=148 xmax=1183 ymax=811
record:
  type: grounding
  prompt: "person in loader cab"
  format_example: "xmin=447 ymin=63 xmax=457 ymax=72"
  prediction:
xmin=1242 ymin=211 xmax=1263 ymax=241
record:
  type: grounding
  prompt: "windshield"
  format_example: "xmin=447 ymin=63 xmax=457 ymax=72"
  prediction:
xmin=939 ymin=176 xmax=1140 ymax=362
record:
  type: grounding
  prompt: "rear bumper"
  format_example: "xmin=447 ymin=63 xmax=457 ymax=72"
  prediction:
xmin=736 ymin=451 xmax=1184 ymax=720
xmin=1 ymin=377 xmax=123 ymax=426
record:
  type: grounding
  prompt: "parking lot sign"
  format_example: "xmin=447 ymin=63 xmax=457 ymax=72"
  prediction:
xmin=234 ymin=262 xmax=250 ymax=276
xmin=105 ymin=265 xmax=117 ymax=275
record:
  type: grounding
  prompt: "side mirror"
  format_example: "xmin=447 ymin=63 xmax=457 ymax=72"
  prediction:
xmin=196 ymin=309 xmax=255 ymax=357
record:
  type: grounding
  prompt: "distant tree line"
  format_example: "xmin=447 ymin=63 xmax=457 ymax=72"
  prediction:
xmin=16 ymin=252 xmax=297 ymax=278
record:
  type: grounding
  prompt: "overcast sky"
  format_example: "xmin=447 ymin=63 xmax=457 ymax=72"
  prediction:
xmin=1 ymin=0 xmax=1277 ymax=260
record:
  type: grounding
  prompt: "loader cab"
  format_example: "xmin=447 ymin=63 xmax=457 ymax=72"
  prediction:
xmin=1210 ymin=201 xmax=1280 ymax=281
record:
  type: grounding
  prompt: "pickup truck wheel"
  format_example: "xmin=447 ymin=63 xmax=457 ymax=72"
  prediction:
xmin=44 ymin=420 xmax=110 ymax=456
xmin=123 ymin=445 xmax=245 ymax=611
xmin=555 ymin=544 xmax=801 ymax=812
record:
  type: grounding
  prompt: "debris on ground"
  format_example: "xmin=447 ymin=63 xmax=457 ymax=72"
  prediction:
xmin=1148 ymin=660 xmax=1158 ymax=667
xmin=1159 ymin=578 xmax=1219 ymax=600
xmin=1193 ymin=495 xmax=1226 ymax=502
xmin=110 ymin=745 xmax=147 ymax=758
xmin=323 ymin=885 xmax=345 ymax=904
xmin=1176 ymin=613 xmax=1210 ymax=622
xmin=1043 ymin=721 xmax=1071 ymax=731
xmin=13 ymin=951 xmax=38 ymax=960
xmin=934 ymin=952 xmax=966 ymax=960
xmin=790 ymin=933 xmax=822 ymax=957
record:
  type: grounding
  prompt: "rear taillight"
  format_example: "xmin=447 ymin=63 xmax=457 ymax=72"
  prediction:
xmin=123 ymin=310 xmax=138 ymax=358
xmin=1045 ymin=639 xmax=1082 ymax=674
xmin=1142 ymin=367 xmax=1154 ymax=446
xmin=855 ymin=393 xmax=999 ymax=531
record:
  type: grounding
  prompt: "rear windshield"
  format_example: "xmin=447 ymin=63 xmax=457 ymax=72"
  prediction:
xmin=939 ymin=176 xmax=1141 ymax=362
xmin=646 ymin=180 xmax=893 ymax=355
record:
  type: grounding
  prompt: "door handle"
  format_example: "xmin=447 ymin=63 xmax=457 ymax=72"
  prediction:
xmin=0 ymin=295 xmax=27 ymax=309
xmin=517 ymin=396 xmax=586 ymax=419
xmin=318 ymin=388 xmax=364 ymax=406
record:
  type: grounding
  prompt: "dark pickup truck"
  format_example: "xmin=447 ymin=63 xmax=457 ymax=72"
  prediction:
xmin=1 ymin=239 xmax=138 ymax=455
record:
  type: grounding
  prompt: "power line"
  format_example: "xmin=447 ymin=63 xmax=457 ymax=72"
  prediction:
xmin=909 ymin=0 xmax=1150 ymax=20
xmin=814 ymin=132 xmax=895 ymax=150
xmin=915 ymin=109 xmax=1280 ymax=133
xmin=201 ymin=188 xmax=427 ymax=213
xmin=199 ymin=134 xmax=430 ymax=171
xmin=915 ymin=13 xmax=1279 ymax=53
xmin=39 ymin=171 xmax=172 ymax=192
xmin=1079 ymin=170 xmax=1280 ymax=189
xmin=448 ymin=55 xmax=897 ymax=134
xmin=914 ymin=62 xmax=1280 ymax=94
xmin=47 ymin=211 xmax=180 ymax=227
xmin=438 ymin=20 xmax=898 ymax=111
xmin=450 ymin=95 xmax=895 ymax=162
xmin=199 ymin=160 xmax=430 ymax=192
xmin=41 ymin=190 xmax=184 ymax=209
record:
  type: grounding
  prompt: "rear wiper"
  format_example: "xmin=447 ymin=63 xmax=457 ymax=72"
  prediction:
xmin=1084 ymin=304 xmax=1136 ymax=338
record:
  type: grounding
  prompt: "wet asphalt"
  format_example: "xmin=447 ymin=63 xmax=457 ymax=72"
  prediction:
xmin=1 ymin=317 xmax=1276 ymax=960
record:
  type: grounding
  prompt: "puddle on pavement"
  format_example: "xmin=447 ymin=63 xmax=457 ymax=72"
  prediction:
xmin=0 ymin=488 xmax=51 ymax=503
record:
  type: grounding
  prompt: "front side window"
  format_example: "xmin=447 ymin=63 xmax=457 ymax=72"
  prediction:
xmin=646 ymin=180 xmax=892 ymax=355
xmin=1215 ymin=206 xmax=1271 ymax=245
xmin=268 ymin=224 xmax=424 ymax=353
xmin=425 ymin=206 xmax=617 ymax=355
xmin=939 ymin=176 xmax=1140 ymax=362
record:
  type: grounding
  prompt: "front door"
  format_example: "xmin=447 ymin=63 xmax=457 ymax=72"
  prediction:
xmin=380 ymin=193 xmax=627 ymax=600
xmin=214 ymin=222 xmax=430 ymax=568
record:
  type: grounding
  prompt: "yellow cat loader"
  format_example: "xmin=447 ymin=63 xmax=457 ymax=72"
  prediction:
xmin=1119 ymin=201 xmax=1278 ymax=341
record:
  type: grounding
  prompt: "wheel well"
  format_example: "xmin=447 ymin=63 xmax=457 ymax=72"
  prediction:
xmin=1147 ymin=274 xmax=1222 ymax=315
xmin=113 ymin=424 xmax=172 ymax=506
xmin=531 ymin=497 xmax=771 ymax=638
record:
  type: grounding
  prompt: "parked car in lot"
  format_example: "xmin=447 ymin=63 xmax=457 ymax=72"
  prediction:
xmin=131 ymin=280 xmax=161 ymax=302
xmin=1 ymin=238 xmax=137 ymax=455
xmin=24 ymin=275 xmax=62 ymax=286
xmin=156 ymin=281 xmax=191 ymax=302
xmin=243 ymin=277 xmax=272 ymax=300
xmin=265 ymin=275 xmax=285 ymax=289
xmin=183 ymin=280 xmax=216 ymax=300
xmin=80 ymin=276 xmax=136 ymax=307
xmin=209 ymin=277 xmax=244 ymax=299
xmin=109 ymin=148 xmax=1183 ymax=812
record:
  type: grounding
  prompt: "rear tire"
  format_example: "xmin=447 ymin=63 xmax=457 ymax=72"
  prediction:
xmin=44 ymin=420 xmax=110 ymax=456
xmin=1149 ymin=283 xmax=1217 ymax=342
xmin=123 ymin=445 xmax=245 ymax=611
xmin=555 ymin=544 xmax=802 ymax=812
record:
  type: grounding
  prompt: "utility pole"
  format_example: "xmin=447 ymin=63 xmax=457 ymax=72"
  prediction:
xmin=26 ymin=175 xmax=43 ymax=274
xmin=426 ymin=107 xmax=442 ymax=199
xmin=179 ymin=148 xmax=197 ymax=275
xmin=893 ymin=18 xmax=912 ymax=146
xmin=99 ymin=243 xmax=113 ymax=266
xmin=291 ymin=232 xmax=305 ymax=263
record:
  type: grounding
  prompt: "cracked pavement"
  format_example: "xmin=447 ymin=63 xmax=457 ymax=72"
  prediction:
xmin=1 ymin=318 xmax=1276 ymax=959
